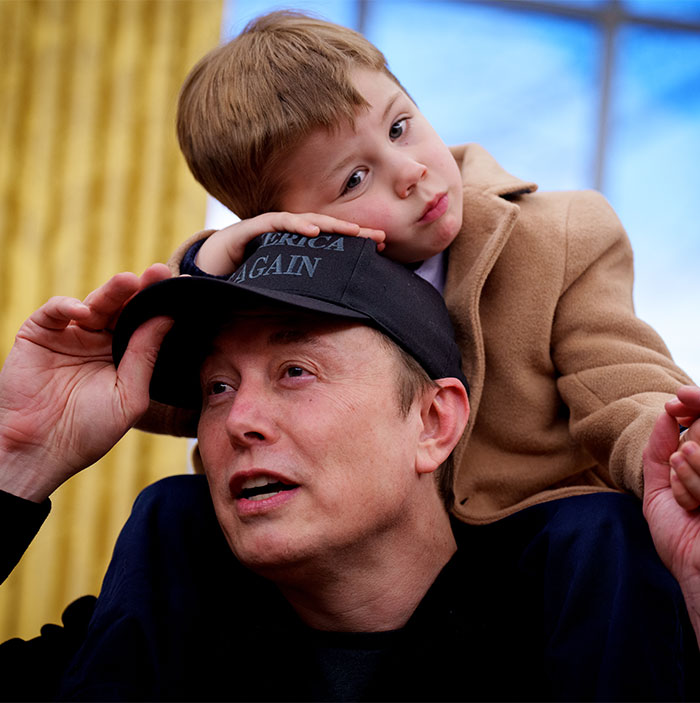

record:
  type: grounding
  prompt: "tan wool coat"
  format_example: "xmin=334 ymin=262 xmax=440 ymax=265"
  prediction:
xmin=446 ymin=143 xmax=692 ymax=523
xmin=161 ymin=143 xmax=692 ymax=525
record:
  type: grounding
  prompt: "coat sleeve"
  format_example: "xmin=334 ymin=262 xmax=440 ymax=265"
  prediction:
xmin=0 ymin=490 xmax=97 ymax=701
xmin=166 ymin=229 xmax=216 ymax=276
xmin=0 ymin=489 xmax=50 ymax=584
xmin=552 ymin=190 xmax=693 ymax=497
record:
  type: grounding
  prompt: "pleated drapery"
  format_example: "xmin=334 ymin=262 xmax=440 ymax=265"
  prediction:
xmin=0 ymin=0 xmax=222 ymax=640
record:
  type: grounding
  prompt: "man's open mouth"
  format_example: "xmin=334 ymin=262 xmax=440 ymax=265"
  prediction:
xmin=238 ymin=476 xmax=298 ymax=501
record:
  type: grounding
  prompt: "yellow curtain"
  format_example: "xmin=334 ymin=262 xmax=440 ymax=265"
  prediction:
xmin=0 ymin=0 xmax=222 ymax=640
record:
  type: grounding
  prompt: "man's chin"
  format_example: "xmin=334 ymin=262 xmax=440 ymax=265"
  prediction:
xmin=228 ymin=531 xmax=315 ymax=575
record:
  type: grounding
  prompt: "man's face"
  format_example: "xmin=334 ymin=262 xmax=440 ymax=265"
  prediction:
xmin=197 ymin=314 xmax=427 ymax=574
xmin=277 ymin=69 xmax=464 ymax=264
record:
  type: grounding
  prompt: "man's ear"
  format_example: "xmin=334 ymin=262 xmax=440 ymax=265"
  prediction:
xmin=415 ymin=379 xmax=469 ymax=475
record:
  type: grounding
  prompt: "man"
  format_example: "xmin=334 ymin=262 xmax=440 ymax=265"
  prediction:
xmin=0 ymin=235 xmax=697 ymax=701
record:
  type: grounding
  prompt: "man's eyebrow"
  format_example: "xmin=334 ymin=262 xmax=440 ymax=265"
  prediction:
xmin=201 ymin=327 xmax=329 ymax=371
xmin=267 ymin=328 xmax=325 ymax=348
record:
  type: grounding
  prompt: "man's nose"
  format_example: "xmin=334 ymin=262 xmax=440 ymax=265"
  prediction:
xmin=224 ymin=382 xmax=279 ymax=448
xmin=394 ymin=155 xmax=427 ymax=199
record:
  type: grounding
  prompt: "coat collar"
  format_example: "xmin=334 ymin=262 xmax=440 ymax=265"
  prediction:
xmin=444 ymin=143 xmax=538 ymax=300
xmin=449 ymin=143 xmax=538 ymax=198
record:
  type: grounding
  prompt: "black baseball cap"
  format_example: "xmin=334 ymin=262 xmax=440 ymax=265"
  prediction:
xmin=112 ymin=232 xmax=468 ymax=437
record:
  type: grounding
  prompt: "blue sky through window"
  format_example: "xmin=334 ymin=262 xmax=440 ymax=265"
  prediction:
xmin=214 ymin=0 xmax=699 ymax=381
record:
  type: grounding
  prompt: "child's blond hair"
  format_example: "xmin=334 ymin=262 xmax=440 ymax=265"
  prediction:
xmin=177 ymin=10 xmax=407 ymax=218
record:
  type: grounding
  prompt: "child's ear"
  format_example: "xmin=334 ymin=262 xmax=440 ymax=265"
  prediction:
xmin=415 ymin=379 xmax=469 ymax=475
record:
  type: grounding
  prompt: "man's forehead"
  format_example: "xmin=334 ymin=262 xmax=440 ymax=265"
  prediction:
xmin=204 ymin=310 xmax=370 ymax=357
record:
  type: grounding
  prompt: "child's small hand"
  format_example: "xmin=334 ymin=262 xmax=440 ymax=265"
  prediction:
xmin=670 ymin=440 xmax=700 ymax=511
xmin=644 ymin=398 xmax=700 ymax=647
xmin=196 ymin=212 xmax=385 ymax=276
xmin=663 ymin=386 xmax=700 ymax=510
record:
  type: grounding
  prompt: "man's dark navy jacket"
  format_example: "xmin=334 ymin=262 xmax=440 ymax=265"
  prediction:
xmin=0 ymin=475 xmax=698 ymax=701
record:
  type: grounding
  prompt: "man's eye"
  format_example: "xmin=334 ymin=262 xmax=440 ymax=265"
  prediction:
xmin=209 ymin=381 xmax=233 ymax=396
xmin=282 ymin=365 xmax=317 ymax=382
xmin=342 ymin=169 xmax=366 ymax=194
xmin=285 ymin=366 xmax=307 ymax=378
xmin=389 ymin=118 xmax=406 ymax=140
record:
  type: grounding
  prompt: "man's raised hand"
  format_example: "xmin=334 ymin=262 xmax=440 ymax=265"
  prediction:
xmin=0 ymin=264 xmax=172 ymax=502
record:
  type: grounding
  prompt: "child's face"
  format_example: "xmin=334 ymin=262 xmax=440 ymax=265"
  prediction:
xmin=277 ymin=69 xmax=464 ymax=263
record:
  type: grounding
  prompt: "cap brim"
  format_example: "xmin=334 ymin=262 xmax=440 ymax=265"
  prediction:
xmin=112 ymin=275 xmax=370 ymax=409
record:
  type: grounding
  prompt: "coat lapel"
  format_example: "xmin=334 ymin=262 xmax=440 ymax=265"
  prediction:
xmin=444 ymin=144 xmax=537 ymax=457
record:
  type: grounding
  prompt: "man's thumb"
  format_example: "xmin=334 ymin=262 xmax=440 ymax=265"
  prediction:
xmin=643 ymin=410 xmax=680 ymax=494
xmin=116 ymin=316 xmax=173 ymax=416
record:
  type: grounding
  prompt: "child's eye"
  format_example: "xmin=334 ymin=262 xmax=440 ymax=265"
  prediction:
xmin=389 ymin=118 xmax=407 ymax=140
xmin=342 ymin=169 xmax=367 ymax=195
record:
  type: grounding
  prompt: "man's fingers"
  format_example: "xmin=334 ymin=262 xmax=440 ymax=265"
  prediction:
xmin=678 ymin=385 xmax=700 ymax=407
xmin=667 ymin=386 xmax=700 ymax=417
xmin=643 ymin=410 xmax=680 ymax=494
xmin=646 ymin=410 xmax=681 ymax=464
xmin=139 ymin=263 xmax=172 ymax=290
xmin=115 ymin=316 xmax=174 ymax=417
xmin=110 ymin=264 xmax=173 ymax=329
xmin=80 ymin=272 xmax=141 ymax=330
xmin=23 ymin=297 xmax=90 ymax=332
xmin=79 ymin=266 xmax=169 ymax=332
xmin=26 ymin=269 xmax=168 ymax=336
xmin=666 ymin=400 xmax=700 ymax=419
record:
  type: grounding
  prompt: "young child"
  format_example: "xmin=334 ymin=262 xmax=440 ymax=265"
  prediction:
xmin=144 ymin=11 xmax=700 ymax=694
xmin=165 ymin=10 xmax=698 ymax=526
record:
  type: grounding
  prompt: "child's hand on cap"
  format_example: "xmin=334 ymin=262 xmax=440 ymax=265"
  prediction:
xmin=196 ymin=211 xmax=385 ymax=276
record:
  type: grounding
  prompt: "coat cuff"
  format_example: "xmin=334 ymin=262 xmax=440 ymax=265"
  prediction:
xmin=166 ymin=229 xmax=216 ymax=277
xmin=0 ymin=490 xmax=51 ymax=584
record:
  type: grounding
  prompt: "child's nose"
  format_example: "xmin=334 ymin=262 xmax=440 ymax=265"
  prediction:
xmin=395 ymin=158 xmax=427 ymax=198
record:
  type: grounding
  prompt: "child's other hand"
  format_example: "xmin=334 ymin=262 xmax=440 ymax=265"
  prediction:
xmin=670 ymin=440 xmax=700 ymax=511
xmin=663 ymin=386 xmax=700 ymax=510
xmin=643 ymin=407 xmax=700 ymax=614
xmin=196 ymin=212 xmax=386 ymax=276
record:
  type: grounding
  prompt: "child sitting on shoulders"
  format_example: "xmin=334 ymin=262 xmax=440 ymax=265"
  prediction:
xmin=167 ymin=10 xmax=697 ymax=521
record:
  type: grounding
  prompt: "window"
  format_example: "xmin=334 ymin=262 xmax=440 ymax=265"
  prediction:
xmin=212 ymin=0 xmax=700 ymax=380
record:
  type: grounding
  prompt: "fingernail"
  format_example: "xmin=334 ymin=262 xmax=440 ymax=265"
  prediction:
xmin=670 ymin=452 xmax=683 ymax=469
xmin=681 ymin=442 xmax=698 ymax=457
